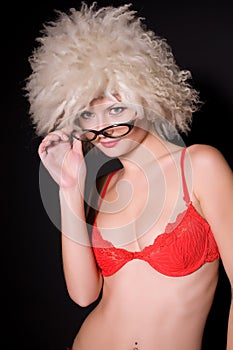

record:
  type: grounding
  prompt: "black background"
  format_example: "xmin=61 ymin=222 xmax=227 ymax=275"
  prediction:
xmin=2 ymin=0 xmax=233 ymax=349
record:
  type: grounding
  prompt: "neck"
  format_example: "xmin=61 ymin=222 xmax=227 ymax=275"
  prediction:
xmin=119 ymin=131 xmax=172 ymax=173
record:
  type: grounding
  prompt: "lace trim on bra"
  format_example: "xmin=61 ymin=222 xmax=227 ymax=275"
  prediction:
xmin=92 ymin=148 xmax=220 ymax=277
xmin=93 ymin=202 xmax=214 ymax=252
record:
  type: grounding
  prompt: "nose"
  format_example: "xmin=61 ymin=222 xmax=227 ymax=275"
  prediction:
xmin=91 ymin=119 xmax=110 ymax=132
xmin=94 ymin=126 xmax=114 ymax=141
xmin=103 ymin=127 xmax=114 ymax=136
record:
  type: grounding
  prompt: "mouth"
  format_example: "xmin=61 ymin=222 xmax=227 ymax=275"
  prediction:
xmin=100 ymin=139 xmax=120 ymax=148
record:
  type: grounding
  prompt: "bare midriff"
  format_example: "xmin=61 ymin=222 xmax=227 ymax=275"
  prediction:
xmin=72 ymin=259 xmax=219 ymax=350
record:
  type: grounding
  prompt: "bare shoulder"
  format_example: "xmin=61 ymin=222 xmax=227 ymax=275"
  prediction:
xmin=186 ymin=143 xmax=224 ymax=160
xmin=185 ymin=144 xmax=232 ymax=173
xmin=185 ymin=144 xmax=233 ymax=203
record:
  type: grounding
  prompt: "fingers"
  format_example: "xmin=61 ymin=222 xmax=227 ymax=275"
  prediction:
xmin=43 ymin=130 xmax=69 ymax=143
xmin=38 ymin=129 xmax=85 ymax=161
xmin=71 ymin=137 xmax=83 ymax=154
xmin=38 ymin=130 xmax=70 ymax=157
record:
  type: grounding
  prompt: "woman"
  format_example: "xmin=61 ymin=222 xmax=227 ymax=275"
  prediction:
xmin=25 ymin=3 xmax=233 ymax=349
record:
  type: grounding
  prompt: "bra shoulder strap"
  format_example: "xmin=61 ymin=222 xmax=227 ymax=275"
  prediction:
xmin=97 ymin=170 xmax=118 ymax=210
xmin=180 ymin=147 xmax=191 ymax=205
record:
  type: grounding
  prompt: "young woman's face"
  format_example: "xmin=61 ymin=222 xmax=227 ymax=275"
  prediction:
xmin=75 ymin=96 xmax=150 ymax=158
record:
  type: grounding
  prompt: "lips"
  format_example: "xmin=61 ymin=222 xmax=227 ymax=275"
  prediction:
xmin=100 ymin=139 xmax=120 ymax=148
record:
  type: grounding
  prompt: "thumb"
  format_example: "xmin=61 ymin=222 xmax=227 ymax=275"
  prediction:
xmin=72 ymin=138 xmax=83 ymax=154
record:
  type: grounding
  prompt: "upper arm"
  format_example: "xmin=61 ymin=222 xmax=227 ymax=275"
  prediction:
xmin=188 ymin=144 xmax=233 ymax=287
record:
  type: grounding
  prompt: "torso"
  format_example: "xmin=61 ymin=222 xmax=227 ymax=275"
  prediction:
xmin=73 ymin=261 xmax=218 ymax=350
xmin=72 ymin=145 xmax=220 ymax=350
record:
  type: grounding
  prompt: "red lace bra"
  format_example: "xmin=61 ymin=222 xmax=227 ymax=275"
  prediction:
xmin=92 ymin=148 xmax=220 ymax=277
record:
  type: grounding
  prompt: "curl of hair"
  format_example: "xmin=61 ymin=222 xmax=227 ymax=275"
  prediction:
xmin=24 ymin=2 xmax=202 ymax=137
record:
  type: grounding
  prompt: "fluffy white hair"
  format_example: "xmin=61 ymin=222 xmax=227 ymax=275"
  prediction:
xmin=25 ymin=2 xmax=202 ymax=136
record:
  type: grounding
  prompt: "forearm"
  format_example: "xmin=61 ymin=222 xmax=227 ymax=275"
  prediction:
xmin=227 ymin=295 xmax=233 ymax=350
xmin=59 ymin=187 xmax=102 ymax=307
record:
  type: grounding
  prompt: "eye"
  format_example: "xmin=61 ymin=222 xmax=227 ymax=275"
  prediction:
xmin=109 ymin=106 xmax=127 ymax=116
xmin=80 ymin=110 xmax=95 ymax=119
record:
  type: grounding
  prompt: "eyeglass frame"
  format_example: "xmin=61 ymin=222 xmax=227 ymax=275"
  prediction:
xmin=71 ymin=119 xmax=135 ymax=142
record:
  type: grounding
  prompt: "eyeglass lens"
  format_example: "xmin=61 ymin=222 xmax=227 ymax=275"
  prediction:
xmin=72 ymin=123 xmax=133 ymax=141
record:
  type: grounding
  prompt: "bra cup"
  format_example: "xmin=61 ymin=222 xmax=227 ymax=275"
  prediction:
xmin=92 ymin=148 xmax=220 ymax=277
xmin=92 ymin=203 xmax=219 ymax=277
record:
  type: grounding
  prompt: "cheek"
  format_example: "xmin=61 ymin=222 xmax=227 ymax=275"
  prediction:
xmin=130 ymin=125 xmax=149 ymax=141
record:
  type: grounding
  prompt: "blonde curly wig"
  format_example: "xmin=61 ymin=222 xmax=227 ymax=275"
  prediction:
xmin=24 ymin=2 xmax=202 ymax=137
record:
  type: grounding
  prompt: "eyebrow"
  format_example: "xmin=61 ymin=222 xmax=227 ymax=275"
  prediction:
xmin=83 ymin=102 xmax=125 ymax=114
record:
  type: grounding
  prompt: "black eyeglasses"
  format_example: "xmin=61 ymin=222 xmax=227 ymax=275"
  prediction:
xmin=71 ymin=120 xmax=135 ymax=142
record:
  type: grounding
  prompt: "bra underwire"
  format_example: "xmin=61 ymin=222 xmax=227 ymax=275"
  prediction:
xmin=92 ymin=148 xmax=220 ymax=277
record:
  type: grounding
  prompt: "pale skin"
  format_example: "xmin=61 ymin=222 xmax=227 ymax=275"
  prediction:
xmin=39 ymin=97 xmax=233 ymax=350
